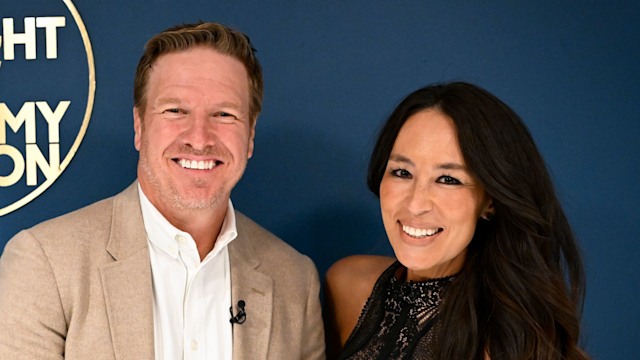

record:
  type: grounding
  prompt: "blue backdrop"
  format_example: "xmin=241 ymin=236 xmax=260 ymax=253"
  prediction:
xmin=1 ymin=1 xmax=638 ymax=358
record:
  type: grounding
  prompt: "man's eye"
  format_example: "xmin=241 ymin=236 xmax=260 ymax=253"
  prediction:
xmin=164 ymin=108 xmax=181 ymax=114
xmin=437 ymin=175 xmax=461 ymax=185
xmin=214 ymin=111 xmax=237 ymax=118
xmin=391 ymin=169 xmax=412 ymax=179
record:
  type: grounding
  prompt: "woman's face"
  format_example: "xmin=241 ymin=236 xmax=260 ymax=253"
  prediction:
xmin=379 ymin=109 xmax=492 ymax=281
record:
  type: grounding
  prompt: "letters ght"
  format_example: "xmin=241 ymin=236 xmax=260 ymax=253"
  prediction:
xmin=0 ymin=16 xmax=66 ymax=67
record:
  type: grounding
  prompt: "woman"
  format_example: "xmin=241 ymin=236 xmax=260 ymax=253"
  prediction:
xmin=324 ymin=82 xmax=589 ymax=359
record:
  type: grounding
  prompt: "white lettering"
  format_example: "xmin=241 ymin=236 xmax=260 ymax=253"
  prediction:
xmin=0 ymin=145 xmax=26 ymax=187
xmin=1 ymin=16 xmax=66 ymax=61
xmin=0 ymin=102 xmax=36 ymax=144
xmin=0 ymin=101 xmax=67 ymax=186
xmin=26 ymin=143 xmax=59 ymax=185
xmin=2 ymin=17 xmax=36 ymax=60
xmin=36 ymin=101 xmax=69 ymax=143
xmin=36 ymin=17 xmax=65 ymax=59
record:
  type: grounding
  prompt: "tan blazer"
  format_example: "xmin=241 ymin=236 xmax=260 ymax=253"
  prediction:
xmin=0 ymin=183 xmax=325 ymax=360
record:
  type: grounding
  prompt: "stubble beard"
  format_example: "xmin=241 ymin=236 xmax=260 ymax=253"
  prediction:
xmin=138 ymin=151 xmax=228 ymax=213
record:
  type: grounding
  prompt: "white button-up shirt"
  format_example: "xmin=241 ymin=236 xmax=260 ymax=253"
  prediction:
xmin=139 ymin=185 xmax=237 ymax=360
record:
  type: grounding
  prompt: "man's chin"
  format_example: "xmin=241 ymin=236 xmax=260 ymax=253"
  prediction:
xmin=170 ymin=189 xmax=224 ymax=210
xmin=171 ymin=196 xmax=217 ymax=211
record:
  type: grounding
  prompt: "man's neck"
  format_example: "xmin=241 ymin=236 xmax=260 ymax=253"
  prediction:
xmin=139 ymin=186 xmax=229 ymax=261
xmin=163 ymin=205 xmax=227 ymax=261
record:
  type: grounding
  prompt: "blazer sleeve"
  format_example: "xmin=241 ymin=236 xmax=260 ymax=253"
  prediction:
xmin=301 ymin=257 xmax=326 ymax=360
xmin=0 ymin=231 xmax=66 ymax=359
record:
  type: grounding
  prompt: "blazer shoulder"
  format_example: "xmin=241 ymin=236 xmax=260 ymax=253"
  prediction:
xmin=232 ymin=211 xmax=319 ymax=287
xmin=6 ymin=184 xmax=143 ymax=266
xmin=235 ymin=211 xmax=309 ymax=260
xmin=21 ymin=183 xmax=139 ymax=249
xmin=25 ymin=195 xmax=116 ymax=244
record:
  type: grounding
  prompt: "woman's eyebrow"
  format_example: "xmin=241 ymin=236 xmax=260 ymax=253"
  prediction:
xmin=436 ymin=162 xmax=467 ymax=171
xmin=388 ymin=154 xmax=414 ymax=166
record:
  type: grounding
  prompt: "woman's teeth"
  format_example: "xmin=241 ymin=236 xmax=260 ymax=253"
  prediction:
xmin=402 ymin=225 xmax=442 ymax=238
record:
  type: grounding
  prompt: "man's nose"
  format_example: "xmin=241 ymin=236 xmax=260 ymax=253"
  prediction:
xmin=182 ymin=114 xmax=217 ymax=150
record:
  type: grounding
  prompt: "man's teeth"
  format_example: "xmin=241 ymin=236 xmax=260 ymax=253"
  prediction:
xmin=178 ymin=159 xmax=216 ymax=170
xmin=402 ymin=225 xmax=441 ymax=238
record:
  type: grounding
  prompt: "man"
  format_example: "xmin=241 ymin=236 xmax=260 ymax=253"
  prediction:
xmin=0 ymin=22 xmax=325 ymax=360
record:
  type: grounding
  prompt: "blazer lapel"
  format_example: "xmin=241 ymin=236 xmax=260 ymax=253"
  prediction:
xmin=100 ymin=184 xmax=155 ymax=360
xmin=229 ymin=226 xmax=274 ymax=360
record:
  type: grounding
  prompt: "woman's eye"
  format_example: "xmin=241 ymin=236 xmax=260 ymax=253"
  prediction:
xmin=437 ymin=175 xmax=461 ymax=185
xmin=391 ymin=169 xmax=412 ymax=179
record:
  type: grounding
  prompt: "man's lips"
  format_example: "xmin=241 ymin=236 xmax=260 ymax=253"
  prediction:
xmin=174 ymin=158 xmax=221 ymax=170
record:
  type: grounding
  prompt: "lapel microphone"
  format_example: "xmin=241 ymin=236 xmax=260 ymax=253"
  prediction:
xmin=229 ymin=300 xmax=246 ymax=325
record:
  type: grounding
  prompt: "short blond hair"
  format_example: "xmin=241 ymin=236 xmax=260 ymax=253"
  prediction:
xmin=133 ymin=22 xmax=263 ymax=125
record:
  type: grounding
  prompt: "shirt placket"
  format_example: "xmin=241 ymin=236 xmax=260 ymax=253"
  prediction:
xmin=176 ymin=234 xmax=204 ymax=360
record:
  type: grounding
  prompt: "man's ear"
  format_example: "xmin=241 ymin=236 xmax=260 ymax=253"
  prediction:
xmin=133 ymin=107 xmax=142 ymax=151
xmin=247 ymin=120 xmax=256 ymax=159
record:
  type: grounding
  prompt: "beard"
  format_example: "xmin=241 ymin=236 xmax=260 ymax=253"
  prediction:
xmin=139 ymin=154 xmax=224 ymax=211
xmin=137 ymin=142 xmax=247 ymax=213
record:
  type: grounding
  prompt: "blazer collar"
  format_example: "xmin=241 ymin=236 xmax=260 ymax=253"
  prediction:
xmin=101 ymin=182 xmax=155 ymax=360
xmin=229 ymin=213 xmax=275 ymax=360
xmin=98 ymin=185 xmax=274 ymax=360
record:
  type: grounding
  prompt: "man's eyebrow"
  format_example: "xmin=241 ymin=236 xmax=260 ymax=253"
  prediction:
xmin=156 ymin=97 xmax=180 ymax=105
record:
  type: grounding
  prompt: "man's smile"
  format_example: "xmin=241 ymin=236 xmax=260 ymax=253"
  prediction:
xmin=175 ymin=158 xmax=221 ymax=170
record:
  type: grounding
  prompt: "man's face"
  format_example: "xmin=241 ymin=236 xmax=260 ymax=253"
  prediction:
xmin=134 ymin=46 xmax=254 ymax=218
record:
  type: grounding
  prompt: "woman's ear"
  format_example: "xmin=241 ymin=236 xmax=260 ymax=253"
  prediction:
xmin=481 ymin=200 xmax=495 ymax=221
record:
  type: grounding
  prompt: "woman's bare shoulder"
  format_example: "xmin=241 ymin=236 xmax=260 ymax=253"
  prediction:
xmin=324 ymin=255 xmax=395 ymax=350
xmin=326 ymin=254 xmax=395 ymax=289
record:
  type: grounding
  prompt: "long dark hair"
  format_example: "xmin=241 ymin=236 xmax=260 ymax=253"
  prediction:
xmin=367 ymin=82 xmax=588 ymax=359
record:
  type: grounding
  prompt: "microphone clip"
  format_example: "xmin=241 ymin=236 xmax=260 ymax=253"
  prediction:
xmin=229 ymin=300 xmax=246 ymax=325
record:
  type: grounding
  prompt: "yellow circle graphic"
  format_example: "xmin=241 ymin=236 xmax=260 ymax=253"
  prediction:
xmin=0 ymin=0 xmax=96 ymax=216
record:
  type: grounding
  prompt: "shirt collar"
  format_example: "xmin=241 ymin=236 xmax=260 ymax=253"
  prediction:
xmin=138 ymin=183 xmax=238 ymax=260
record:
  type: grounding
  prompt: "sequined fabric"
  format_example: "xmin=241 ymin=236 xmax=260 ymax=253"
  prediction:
xmin=338 ymin=261 xmax=455 ymax=360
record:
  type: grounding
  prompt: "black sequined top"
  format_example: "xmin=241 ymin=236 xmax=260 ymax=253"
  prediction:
xmin=337 ymin=261 xmax=455 ymax=360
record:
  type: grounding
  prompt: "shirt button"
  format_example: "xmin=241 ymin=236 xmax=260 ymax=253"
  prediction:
xmin=168 ymin=246 xmax=178 ymax=256
xmin=191 ymin=340 xmax=198 ymax=351
xmin=176 ymin=234 xmax=186 ymax=244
